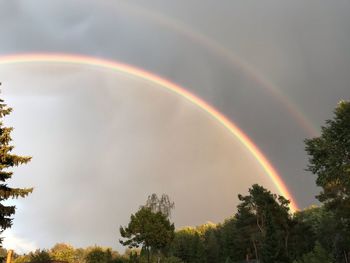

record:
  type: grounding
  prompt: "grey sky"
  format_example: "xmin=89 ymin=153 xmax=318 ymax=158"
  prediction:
xmin=0 ymin=0 xmax=349 ymax=253
xmin=2 ymin=64 xmax=276 ymax=252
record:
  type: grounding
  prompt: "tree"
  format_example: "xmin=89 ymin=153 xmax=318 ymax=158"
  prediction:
xmin=305 ymin=100 xmax=350 ymax=211
xmin=305 ymin=100 xmax=350 ymax=262
xmin=29 ymin=249 xmax=51 ymax=262
xmin=293 ymin=242 xmax=334 ymax=263
xmin=217 ymin=218 xmax=242 ymax=262
xmin=204 ymin=228 xmax=219 ymax=263
xmin=0 ymin=86 xmax=33 ymax=243
xmin=50 ymin=243 xmax=75 ymax=262
xmin=161 ymin=256 xmax=184 ymax=263
xmin=288 ymin=207 xmax=318 ymax=260
xmin=13 ymin=254 xmax=31 ymax=263
xmin=234 ymin=184 xmax=291 ymax=262
xmin=170 ymin=227 xmax=205 ymax=263
xmin=143 ymin=193 xmax=175 ymax=219
xmin=85 ymin=247 xmax=113 ymax=263
xmin=120 ymin=207 xmax=175 ymax=263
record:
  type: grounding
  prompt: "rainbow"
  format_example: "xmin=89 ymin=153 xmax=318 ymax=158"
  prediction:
xmin=107 ymin=1 xmax=318 ymax=136
xmin=0 ymin=53 xmax=299 ymax=211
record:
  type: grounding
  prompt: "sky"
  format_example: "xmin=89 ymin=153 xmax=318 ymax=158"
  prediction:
xmin=0 ymin=0 xmax=349 ymax=253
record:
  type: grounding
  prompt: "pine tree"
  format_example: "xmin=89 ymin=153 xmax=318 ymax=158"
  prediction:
xmin=0 ymin=86 xmax=33 ymax=244
xmin=120 ymin=207 xmax=175 ymax=263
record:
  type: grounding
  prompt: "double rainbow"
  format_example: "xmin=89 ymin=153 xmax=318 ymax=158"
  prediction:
xmin=104 ymin=1 xmax=317 ymax=136
xmin=0 ymin=53 xmax=299 ymax=211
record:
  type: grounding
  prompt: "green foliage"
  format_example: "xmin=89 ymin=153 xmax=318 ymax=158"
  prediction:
xmin=112 ymin=258 xmax=128 ymax=263
xmin=85 ymin=247 xmax=112 ymax=263
xmin=50 ymin=243 xmax=76 ymax=262
xmin=120 ymin=207 xmax=175 ymax=263
xmin=305 ymin=101 xmax=350 ymax=210
xmin=74 ymin=248 xmax=88 ymax=263
xmin=288 ymin=208 xmax=318 ymax=260
xmin=13 ymin=254 xmax=31 ymax=263
xmin=305 ymin=100 xmax=350 ymax=261
xmin=203 ymin=228 xmax=219 ymax=263
xmin=13 ymin=244 xmax=126 ymax=263
xmin=216 ymin=218 xmax=243 ymax=262
xmin=161 ymin=256 xmax=184 ymax=263
xmin=0 ymin=89 xmax=33 ymax=243
xmin=293 ymin=242 xmax=334 ymax=263
xmin=170 ymin=227 xmax=205 ymax=263
xmin=83 ymin=246 xmax=126 ymax=263
xmin=29 ymin=249 xmax=51 ymax=262
xmin=234 ymin=184 xmax=291 ymax=262
xmin=260 ymin=211 xmax=281 ymax=263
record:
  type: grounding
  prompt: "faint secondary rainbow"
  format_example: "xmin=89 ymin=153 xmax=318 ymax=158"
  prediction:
xmin=0 ymin=53 xmax=299 ymax=211
xmin=111 ymin=1 xmax=318 ymax=136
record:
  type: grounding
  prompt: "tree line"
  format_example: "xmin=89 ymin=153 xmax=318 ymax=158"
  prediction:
xmin=117 ymin=101 xmax=350 ymax=263
xmin=0 ymin=86 xmax=349 ymax=263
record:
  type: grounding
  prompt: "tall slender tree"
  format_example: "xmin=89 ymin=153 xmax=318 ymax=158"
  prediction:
xmin=0 ymin=86 xmax=33 ymax=244
xmin=305 ymin=100 xmax=350 ymax=262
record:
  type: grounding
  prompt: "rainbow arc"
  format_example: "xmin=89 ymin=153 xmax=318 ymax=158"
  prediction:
xmin=0 ymin=53 xmax=299 ymax=211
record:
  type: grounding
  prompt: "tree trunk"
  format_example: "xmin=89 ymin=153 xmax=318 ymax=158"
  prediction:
xmin=157 ymin=249 xmax=161 ymax=263
xmin=344 ymin=250 xmax=348 ymax=263
xmin=285 ymin=231 xmax=289 ymax=258
xmin=147 ymin=247 xmax=150 ymax=263
xmin=252 ymin=239 xmax=259 ymax=263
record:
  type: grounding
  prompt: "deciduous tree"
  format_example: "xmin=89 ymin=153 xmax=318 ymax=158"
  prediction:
xmin=305 ymin=101 xmax=350 ymax=214
xmin=50 ymin=243 xmax=75 ymax=262
xmin=143 ymin=193 xmax=175 ymax=219
xmin=305 ymin=100 xmax=350 ymax=262
xmin=29 ymin=249 xmax=51 ymax=262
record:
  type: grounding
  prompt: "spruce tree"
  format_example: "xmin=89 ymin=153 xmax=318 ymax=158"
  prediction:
xmin=0 ymin=86 xmax=33 ymax=244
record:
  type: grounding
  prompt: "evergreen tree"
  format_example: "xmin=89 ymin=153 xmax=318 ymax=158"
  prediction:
xmin=170 ymin=227 xmax=206 ymax=263
xmin=0 ymin=87 xmax=33 ymax=244
xmin=120 ymin=207 xmax=175 ymax=263
xmin=261 ymin=211 xmax=280 ymax=263
xmin=204 ymin=229 xmax=219 ymax=263
xmin=235 ymin=184 xmax=291 ymax=262
xmin=293 ymin=242 xmax=334 ymax=263
xmin=217 ymin=218 xmax=242 ymax=262
xmin=288 ymin=208 xmax=318 ymax=260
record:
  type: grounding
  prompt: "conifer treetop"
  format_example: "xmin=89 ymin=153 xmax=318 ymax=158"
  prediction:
xmin=0 ymin=85 xmax=33 ymax=243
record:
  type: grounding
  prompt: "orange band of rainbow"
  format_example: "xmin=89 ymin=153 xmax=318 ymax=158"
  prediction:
xmin=0 ymin=53 xmax=299 ymax=211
